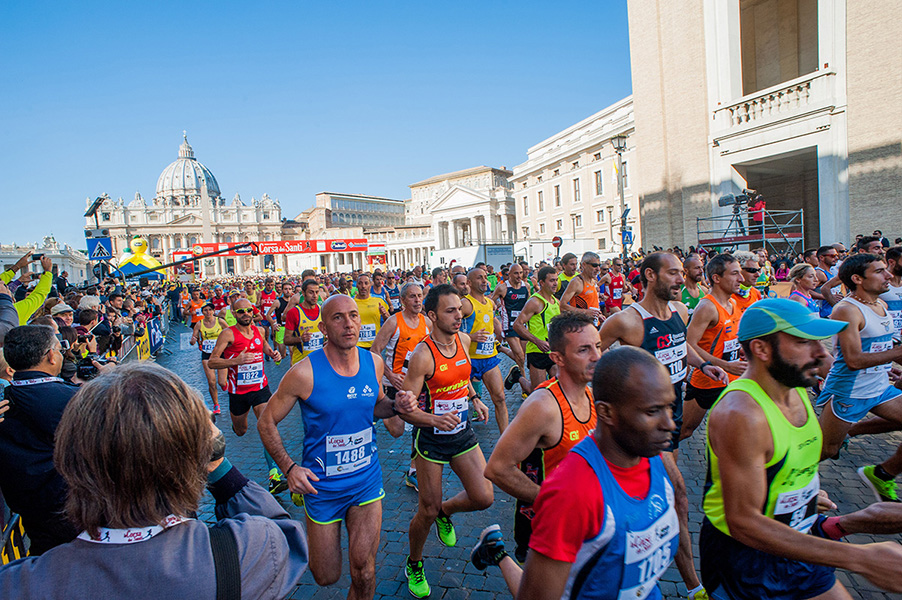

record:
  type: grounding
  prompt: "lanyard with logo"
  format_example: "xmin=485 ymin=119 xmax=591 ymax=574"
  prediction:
xmin=11 ymin=377 xmax=64 ymax=387
xmin=78 ymin=515 xmax=192 ymax=544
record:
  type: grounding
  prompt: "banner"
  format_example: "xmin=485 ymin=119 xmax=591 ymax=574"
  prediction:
xmin=192 ymin=239 xmax=368 ymax=257
xmin=147 ymin=318 xmax=164 ymax=355
xmin=136 ymin=327 xmax=151 ymax=360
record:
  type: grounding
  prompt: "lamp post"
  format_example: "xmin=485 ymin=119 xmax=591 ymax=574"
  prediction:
xmin=611 ymin=135 xmax=629 ymax=261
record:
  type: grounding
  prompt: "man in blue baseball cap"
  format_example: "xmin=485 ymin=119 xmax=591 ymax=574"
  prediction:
xmin=699 ymin=299 xmax=902 ymax=599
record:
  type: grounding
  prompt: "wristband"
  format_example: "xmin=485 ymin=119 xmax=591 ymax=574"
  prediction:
xmin=286 ymin=462 xmax=298 ymax=476
xmin=699 ymin=361 xmax=712 ymax=372
xmin=468 ymin=394 xmax=479 ymax=402
xmin=390 ymin=399 xmax=399 ymax=415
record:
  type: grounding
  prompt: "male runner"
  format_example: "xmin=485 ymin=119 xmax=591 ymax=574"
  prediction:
xmin=370 ymin=281 xmax=432 ymax=489
xmin=244 ymin=280 xmax=258 ymax=306
xmin=554 ymin=253 xmax=578 ymax=301
xmin=370 ymin=270 xmax=388 ymax=303
xmin=680 ymin=254 xmax=708 ymax=318
xmin=186 ymin=289 xmax=205 ymax=326
xmin=731 ymin=251 xmax=763 ymax=315
xmin=817 ymin=253 xmax=902 ymax=501
xmin=511 ymin=347 xmax=681 ymax=600
xmin=266 ymin=281 xmax=294 ymax=361
xmin=814 ymin=245 xmax=842 ymax=316
xmin=207 ymin=299 xmax=285 ymax=493
xmin=483 ymin=311 xmax=598 ymax=568
xmin=701 ymin=298 xmax=902 ymax=598
xmin=601 ymin=257 xmax=632 ymax=315
xmin=461 ymin=268 xmax=509 ymax=432
xmin=284 ymin=279 xmax=325 ymax=366
xmin=189 ymin=302 xmax=227 ymax=414
xmin=599 ymin=252 xmax=728 ymax=599
xmin=354 ymin=273 xmax=390 ymax=350
xmin=492 ymin=263 xmax=531 ymax=394
xmin=513 ymin=266 xmax=561 ymax=392
xmin=384 ymin=272 xmax=402 ymax=314
xmin=210 ymin=284 xmax=229 ymax=312
xmin=258 ymin=295 xmax=418 ymax=600
xmin=682 ymin=254 xmax=747 ymax=440
xmin=560 ymin=252 xmax=603 ymax=326
xmin=400 ymin=284 xmax=492 ymax=598
xmin=451 ymin=273 xmax=470 ymax=299
xmin=880 ymin=245 xmax=902 ymax=342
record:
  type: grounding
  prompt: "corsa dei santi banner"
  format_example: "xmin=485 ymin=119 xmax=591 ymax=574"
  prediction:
xmin=192 ymin=239 xmax=368 ymax=257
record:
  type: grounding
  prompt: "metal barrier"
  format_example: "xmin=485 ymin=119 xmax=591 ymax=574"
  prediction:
xmin=108 ymin=300 xmax=171 ymax=364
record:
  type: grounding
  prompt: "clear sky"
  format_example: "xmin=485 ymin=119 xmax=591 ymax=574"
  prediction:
xmin=0 ymin=0 xmax=632 ymax=249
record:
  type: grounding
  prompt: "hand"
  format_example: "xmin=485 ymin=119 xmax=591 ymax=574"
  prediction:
xmin=433 ymin=410 xmax=462 ymax=431
xmin=40 ymin=256 xmax=52 ymax=273
xmin=394 ymin=390 xmax=418 ymax=414
xmin=287 ymin=464 xmax=320 ymax=495
xmin=379 ymin=304 xmax=390 ymax=319
xmin=816 ymin=489 xmax=837 ymax=513
xmin=889 ymin=366 xmax=901 ymax=384
xmin=474 ymin=331 xmax=490 ymax=343
xmin=702 ymin=364 xmax=730 ymax=385
xmin=236 ymin=350 xmax=256 ymax=365
xmin=473 ymin=398 xmax=489 ymax=422
xmin=94 ymin=360 xmax=117 ymax=374
xmin=301 ymin=329 xmax=312 ymax=343
xmin=723 ymin=360 xmax=748 ymax=376
xmin=536 ymin=340 xmax=551 ymax=353
xmin=270 ymin=350 xmax=282 ymax=362
xmin=17 ymin=272 xmax=34 ymax=284
xmin=190 ymin=336 xmax=198 ymax=346
xmin=0 ymin=398 xmax=8 ymax=423
xmin=856 ymin=542 xmax=902 ymax=593
xmin=12 ymin=251 xmax=33 ymax=272
xmin=0 ymin=281 xmax=10 ymax=299
xmin=386 ymin=370 xmax=405 ymax=390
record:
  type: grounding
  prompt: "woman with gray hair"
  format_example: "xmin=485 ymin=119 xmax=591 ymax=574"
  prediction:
xmin=0 ymin=362 xmax=308 ymax=599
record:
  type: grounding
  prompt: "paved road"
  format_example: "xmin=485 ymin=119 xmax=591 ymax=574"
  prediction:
xmin=158 ymin=323 xmax=902 ymax=599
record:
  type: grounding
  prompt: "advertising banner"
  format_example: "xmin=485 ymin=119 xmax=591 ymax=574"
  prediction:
xmin=191 ymin=239 xmax=368 ymax=257
xmin=147 ymin=318 xmax=164 ymax=355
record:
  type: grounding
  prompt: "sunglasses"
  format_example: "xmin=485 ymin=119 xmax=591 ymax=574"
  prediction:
xmin=742 ymin=267 xmax=761 ymax=274
xmin=587 ymin=263 xmax=600 ymax=268
xmin=234 ymin=308 xmax=254 ymax=315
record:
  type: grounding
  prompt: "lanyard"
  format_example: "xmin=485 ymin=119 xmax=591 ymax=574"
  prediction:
xmin=11 ymin=376 xmax=64 ymax=387
xmin=78 ymin=515 xmax=192 ymax=544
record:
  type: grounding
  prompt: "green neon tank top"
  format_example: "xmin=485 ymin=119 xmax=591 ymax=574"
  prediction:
xmin=525 ymin=293 xmax=561 ymax=355
xmin=703 ymin=379 xmax=822 ymax=536
xmin=680 ymin=285 xmax=703 ymax=316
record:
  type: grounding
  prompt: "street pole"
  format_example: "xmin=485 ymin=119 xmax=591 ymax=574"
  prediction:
xmin=612 ymin=135 xmax=628 ymax=262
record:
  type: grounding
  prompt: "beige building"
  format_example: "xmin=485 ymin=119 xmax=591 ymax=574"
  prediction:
xmin=627 ymin=0 xmax=902 ymax=249
xmin=511 ymin=98 xmax=638 ymax=263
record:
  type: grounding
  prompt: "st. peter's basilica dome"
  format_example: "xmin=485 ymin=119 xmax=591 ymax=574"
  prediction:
xmin=155 ymin=133 xmax=221 ymax=204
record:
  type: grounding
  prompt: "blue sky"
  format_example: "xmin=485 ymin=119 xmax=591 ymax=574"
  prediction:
xmin=1 ymin=1 xmax=632 ymax=249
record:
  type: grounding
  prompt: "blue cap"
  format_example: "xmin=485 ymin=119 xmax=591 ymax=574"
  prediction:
xmin=738 ymin=298 xmax=848 ymax=341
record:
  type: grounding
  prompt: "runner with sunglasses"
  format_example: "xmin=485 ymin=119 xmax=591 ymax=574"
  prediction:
xmin=384 ymin=273 xmax=402 ymax=314
xmin=732 ymin=251 xmax=763 ymax=316
xmin=560 ymin=252 xmax=603 ymax=327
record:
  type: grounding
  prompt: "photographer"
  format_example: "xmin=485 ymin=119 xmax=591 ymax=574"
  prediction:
xmin=0 ymin=252 xmax=55 ymax=325
xmin=0 ymin=363 xmax=309 ymax=598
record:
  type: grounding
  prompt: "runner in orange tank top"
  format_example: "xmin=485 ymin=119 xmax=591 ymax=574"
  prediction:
xmin=560 ymin=252 xmax=604 ymax=327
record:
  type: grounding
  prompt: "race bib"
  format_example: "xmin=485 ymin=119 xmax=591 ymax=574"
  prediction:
xmin=201 ymin=339 xmax=216 ymax=353
xmin=613 ymin=288 xmax=623 ymax=300
xmin=865 ymin=340 xmax=893 ymax=374
xmin=620 ymin=506 xmax=679 ymax=600
xmin=773 ymin=474 xmax=819 ymax=533
xmin=305 ymin=332 xmax=324 ymax=351
xmin=475 ymin=333 xmax=495 ymax=356
xmin=325 ymin=427 xmax=374 ymax=476
xmin=888 ymin=310 xmax=902 ymax=339
xmin=391 ymin=297 xmax=400 ymax=310
xmin=510 ymin=310 xmax=521 ymax=322
xmin=655 ymin=342 xmax=687 ymax=384
xmin=360 ymin=323 xmax=377 ymax=343
xmin=434 ymin=398 xmax=468 ymax=435
xmin=722 ymin=338 xmax=740 ymax=362
xmin=236 ymin=361 xmax=264 ymax=386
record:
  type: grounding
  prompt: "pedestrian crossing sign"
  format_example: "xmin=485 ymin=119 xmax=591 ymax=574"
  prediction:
xmin=86 ymin=237 xmax=113 ymax=261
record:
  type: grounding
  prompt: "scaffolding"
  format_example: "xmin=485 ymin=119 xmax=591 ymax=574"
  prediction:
xmin=696 ymin=208 xmax=805 ymax=255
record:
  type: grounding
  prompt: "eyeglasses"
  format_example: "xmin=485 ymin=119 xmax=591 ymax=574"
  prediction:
xmin=587 ymin=263 xmax=600 ymax=268
xmin=234 ymin=308 xmax=254 ymax=315
xmin=742 ymin=267 xmax=761 ymax=274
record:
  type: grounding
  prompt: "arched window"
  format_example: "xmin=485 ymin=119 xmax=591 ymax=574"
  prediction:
xmin=152 ymin=237 xmax=161 ymax=250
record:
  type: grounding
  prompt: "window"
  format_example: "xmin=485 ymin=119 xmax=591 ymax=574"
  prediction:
xmin=573 ymin=178 xmax=581 ymax=203
xmin=574 ymin=214 xmax=583 ymax=227
xmin=101 ymin=212 xmax=110 ymax=222
xmin=522 ymin=182 xmax=528 ymax=189
xmin=522 ymin=196 xmax=529 ymax=216
xmin=263 ymin=212 xmax=270 ymax=219
xmin=594 ymin=170 xmax=603 ymax=196
xmin=553 ymin=168 xmax=560 ymax=177
xmin=572 ymin=161 xmax=579 ymax=170
xmin=554 ymin=185 xmax=561 ymax=207
xmin=539 ymin=223 xmax=546 ymax=234
xmin=149 ymin=214 xmax=159 ymax=222
xmin=622 ymin=161 xmax=629 ymax=188
xmin=596 ymin=209 xmax=605 ymax=223
xmin=598 ymin=238 xmax=606 ymax=250
xmin=537 ymin=190 xmax=544 ymax=212
xmin=537 ymin=175 xmax=543 ymax=183
xmin=593 ymin=152 xmax=601 ymax=161
xmin=130 ymin=215 xmax=137 ymax=223
xmin=522 ymin=226 xmax=530 ymax=238
xmin=555 ymin=219 xmax=563 ymax=231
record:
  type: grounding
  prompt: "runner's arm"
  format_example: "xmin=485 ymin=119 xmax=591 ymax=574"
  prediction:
xmin=598 ymin=309 xmax=629 ymax=351
xmin=512 ymin=297 xmax=544 ymax=347
xmin=206 ymin=329 xmax=238 ymax=369
xmin=190 ymin=320 xmax=201 ymax=345
xmin=822 ymin=275 xmax=843 ymax=306
xmin=372 ymin=354 xmax=416 ymax=419
xmin=370 ymin=314 xmax=397 ymax=357
xmin=676 ymin=302 xmax=729 ymax=382
xmin=282 ymin=307 xmax=304 ymax=346
xmin=558 ymin=276 xmax=583 ymax=312
xmin=831 ymin=303 xmax=902 ymax=368
xmin=484 ymin=389 xmax=558 ymax=503
xmin=397 ymin=344 xmax=440 ymax=428
xmin=686 ymin=300 xmax=725 ymax=367
xmin=257 ymin=326 xmax=281 ymax=361
xmin=515 ymin=552 xmax=573 ymax=600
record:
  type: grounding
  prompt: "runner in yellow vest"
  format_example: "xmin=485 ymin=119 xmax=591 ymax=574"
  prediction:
xmin=354 ymin=273 xmax=389 ymax=349
xmin=190 ymin=303 xmax=228 ymax=414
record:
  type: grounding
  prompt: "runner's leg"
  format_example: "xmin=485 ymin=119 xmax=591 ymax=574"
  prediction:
xmin=483 ymin=366 xmax=509 ymax=432
xmin=808 ymin=581 xmax=853 ymax=600
xmin=661 ymin=451 xmax=702 ymax=591
xmin=679 ymin=399 xmax=707 ymax=441
xmin=345 ymin=500 xmax=382 ymax=600
xmin=201 ymin=360 xmax=218 ymax=408
xmin=818 ymin=401 xmax=856 ymax=461
xmin=443 ymin=447 xmax=493 ymax=516
xmin=306 ymin=518 xmax=343 ymax=586
xmin=408 ymin=454 xmax=444 ymax=562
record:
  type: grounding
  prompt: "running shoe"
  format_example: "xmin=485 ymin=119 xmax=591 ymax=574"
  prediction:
xmin=687 ymin=589 xmax=709 ymax=600
xmin=290 ymin=492 xmax=305 ymax=508
xmin=504 ymin=366 xmax=521 ymax=390
xmin=406 ymin=557 xmax=430 ymax=598
xmin=858 ymin=465 xmax=899 ymax=502
xmin=405 ymin=469 xmax=419 ymax=491
xmin=268 ymin=470 xmax=288 ymax=495
xmin=435 ymin=512 xmax=456 ymax=547
xmin=470 ymin=524 xmax=508 ymax=571
xmin=212 ymin=403 xmax=221 ymax=415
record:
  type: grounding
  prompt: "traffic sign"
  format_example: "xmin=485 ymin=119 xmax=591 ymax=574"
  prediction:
xmin=551 ymin=236 xmax=563 ymax=248
xmin=86 ymin=237 xmax=113 ymax=261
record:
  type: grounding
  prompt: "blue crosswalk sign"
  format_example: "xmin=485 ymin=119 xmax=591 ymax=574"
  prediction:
xmin=86 ymin=237 xmax=113 ymax=261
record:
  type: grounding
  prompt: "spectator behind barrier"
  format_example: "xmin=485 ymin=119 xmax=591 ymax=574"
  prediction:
xmin=0 ymin=363 xmax=309 ymax=599
xmin=0 ymin=253 xmax=55 ymax=325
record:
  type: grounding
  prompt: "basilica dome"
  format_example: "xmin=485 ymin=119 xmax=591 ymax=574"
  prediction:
xmin=155 ymin=133 xmax=221 ymax=201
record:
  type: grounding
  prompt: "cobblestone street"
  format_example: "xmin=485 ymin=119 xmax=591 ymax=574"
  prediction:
xmin=158 ymin=323 xmax=902 ymax=600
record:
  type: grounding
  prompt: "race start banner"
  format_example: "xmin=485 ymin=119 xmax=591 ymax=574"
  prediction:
xmin=192 ymin=239 xmax=368 ymax=257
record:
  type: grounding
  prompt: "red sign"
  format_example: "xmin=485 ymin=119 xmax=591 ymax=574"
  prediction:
xmin=551 ymin=236 xmax=563 ymax=248
xmin=191 ymin=239 xmax=368 ymax=257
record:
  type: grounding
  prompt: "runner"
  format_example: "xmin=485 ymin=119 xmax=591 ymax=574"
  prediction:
xmin=400 ymin=284 xmax=492 ymax=599
xmin=354 ymin=273 xmax=390 ymax=350
xmin=787 ymin=264 xmax=822 ymax=313
xmin=189 ymin=302 xmax=227 ymax=415
xmin=492 ymin=263 xmax=531 ymax=395
xmin=244 ymin=280 xmax=258 ymax=306
xmin=461 ymin=268 xmax=509 ymax=432
xmin=681 ymin=254 xmax=747 ymax=441
xmin=284 ymin=279 xmax=324 ymax=366
xmin=601 ymin=257 xmax=632 ymax=315
xmin=370 ymin=281 xmax=432 ymax=490
xmin=554 ymin=253 xmax=578 ymax=302
xmin=701 ymin=298 xmax=902 ymax=598
xmin=186 ymin=289 xmax=205 ymax=326
xmin=560 ymin=252 xmax=603 ymax=327
xmin=814 ymin=245 xmax=841 ymax=317
xmin=817 ymin=253 xmax=902 ymax=501
xmin=731 ymin=251 xmax=763 ymax=316
xmin=209 ymin=284 xmax=228 ymax=312
xmin=206 ymin=299 xmax=285 ymax=494
xmin=512 ymin=266 xmax=561 ymax=392
xmin=599 ymin=251 xmax=728 ymax=599
xmin=384 ymin=272 xmax=402 ymax=314
xmin=371 ymin=270 xmax=388 ymax=303
xmin=266 ymin=281 xmax=295 ymax=361
xmin=880 ymin=245 xmax=902 ymax=341
xmin=257 ymin=295 xmax=418 ymax=600
xmin=680 ymin=254 xmax=708 ymax=318
xmin=483 ymin=311 xmax=598 ymax=570
xmin=218 ymin=289 xmax=242 ymax=326
xmin=510 ymin=347 xmax=681 ymax=600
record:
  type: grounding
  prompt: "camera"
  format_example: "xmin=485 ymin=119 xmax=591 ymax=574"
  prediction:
xmin=111 ymin=325 xmax=122 ymax=335
xmin=31 ymin=253 xmax=45 ymax=261
xmin=77 ymin=353 xmax=110 ymax=381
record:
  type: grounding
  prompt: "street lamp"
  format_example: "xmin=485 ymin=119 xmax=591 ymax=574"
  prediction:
xmin=611 ymin=135 xmax=629 ymax=261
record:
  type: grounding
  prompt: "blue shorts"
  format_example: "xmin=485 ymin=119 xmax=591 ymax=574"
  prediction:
xmin=817 ymin=386 xmax=902 ymax=423
xmin=700 ymin=519 xmax=835 ymax=600
xmin=303 ymin=467 xmax=385 ymax=525
xmin=470 ymin=355 xmax=501 ymax=381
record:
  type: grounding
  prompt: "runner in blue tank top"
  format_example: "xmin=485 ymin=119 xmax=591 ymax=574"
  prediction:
xmin=258 ymin=295 xmax=418 ymax=599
